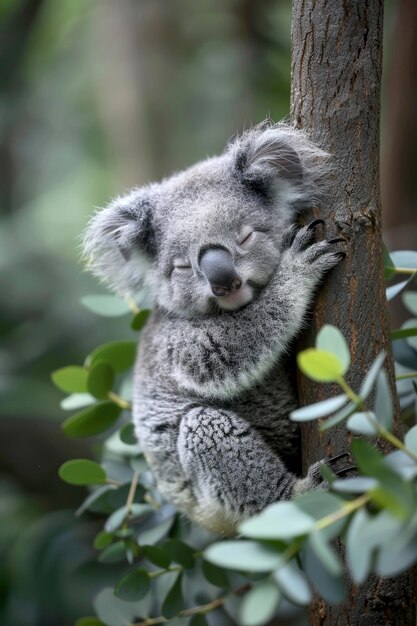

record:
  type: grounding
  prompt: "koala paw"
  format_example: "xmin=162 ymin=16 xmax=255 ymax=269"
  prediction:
xmin=281 ymin=220 xmax=346 ymax=278
xmin=293 ymin=452 xmax=355 ymax=496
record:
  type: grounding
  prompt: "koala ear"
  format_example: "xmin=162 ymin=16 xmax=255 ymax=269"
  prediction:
xmin=228 ymin=121 xmax=328 ymax=217
xmin=82 ymin=188 xmax=156 ymax=295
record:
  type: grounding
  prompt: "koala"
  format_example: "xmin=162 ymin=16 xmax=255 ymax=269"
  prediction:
xmin=83 ymin=121 xmax=347 ymax=536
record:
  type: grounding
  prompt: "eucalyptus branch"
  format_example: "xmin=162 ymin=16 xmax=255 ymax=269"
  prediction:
xmin=396 ymin=372 xmax=417 ymax=381
xmin=316 ymin=493 xmax=371 ymax=531
xmin=107 ymin=391 xmax=132 ymax=410
xmin=130 ymin=583 xmax=251 ymax=626
xmin=123 ymin=471 xmax=140 ymax=529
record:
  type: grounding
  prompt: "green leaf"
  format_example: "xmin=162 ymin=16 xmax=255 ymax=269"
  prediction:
xmin=239 ymin=502 xmax=315 ymax=540
xmin=384 ymin=450 xmax=417 ymax=480
xmin=115 ymin=568 xmax=151 ymax=602
xmin=403 ymin=291 xmax=417 ymax=316
xmin=51 ymin=366 xmax=88 ymax=393
xmin=290 ymin=394 xmax=347 ymax=422
xmin=390 ymin=250 xmax=417 ymax=270
xmin=308 ymin=531 xmax=342 ymax=575
xmin=332 ymin=477 xmax=378 ymax=493
xmin=346 ymin=508 xmax=373 ymax=584
xmin=58 ymin=459 xmax=106 ymax=486
xmin=76 ymin=485 xmax=116 ymax=516
xmin=377 ymin=533 xmax=417 ymax=577
xmin=88 ymin=341 xmax=137 ymax=373
xmin=98 ymin=540 xmax=127 ymax=564
xmin=359 ymin=351 xmax=386 ymax=399
xmin=302 ymin=543 xmax=346 ymax=604
xmin=119 ymin=423 xmax=138 ymax=445
xmin=404 ymin=425 xmax=417 ymax=454
xmin=81 ymin=294 xmax=131 ymax=317
xmin=239 ymin=580 xmax=280 ymax=626
xmin=94 ymin=531 xmax=114 ymax=550
xmin=403 ymin=319 xmax=417 ymax=350
xmin=204 ymin=540 xmax=284 ymax=573
xmin=60 ymin=393 xmax=96 ymax=410
xmin=316 ymin=325 xmax=350 ymax=374
xmin=374 ymin=369 xmax=393 ymax=431
xmin=87 ymin=361 xmax=114 ymax=399
xmin=190 ymin=616 xmax=208 ymax=626
xmin=347 ymin=411 xmax=378 ymax=435
xmin=106 ymin=504 xmax=153 ymax=533
xmin=161 ymin=572 xmax=183 ymax=619
xmin=273 ymin=561 xmax=311 ymax=606
xmin=162 ymin=539 xmax=195 ymax=569
xmin=296 ymin=492 xmax=345 ymax=541
xmin=297 ymin=349 xmax=344 ymax=382
xmin=391 ymin=326 xmax=417 ymax=340
xmin=131 ymin=309 xmax=151 ymax=331
xmin=383 ymin=244 xmax=396 ymax=280
xmin=94 ymin=587 xmax=151 ymax=626
xmin=202 ymin=559 xmax=229 ymax=588
xmin=62 ymin=402 xmax=122 ymax=438
xmin=75 ymin=618 xmax=106 ymax=626
xmin=142 ymin=545 xmax=171 ymax=569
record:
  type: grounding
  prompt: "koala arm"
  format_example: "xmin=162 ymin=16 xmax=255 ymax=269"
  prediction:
xmin=162 ymin=223 xmax=343 ymax=400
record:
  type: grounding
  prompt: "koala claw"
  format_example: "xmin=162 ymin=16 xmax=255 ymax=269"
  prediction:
xmin=334 ymin=465 xmax=357 ymax=477
xmin=328 ymin=452 xmax=350 ymax=464
xmin=327 ymin=237 xmax=346 ymax=245
xmin=307 ymin=218 xmax=325 ymax=230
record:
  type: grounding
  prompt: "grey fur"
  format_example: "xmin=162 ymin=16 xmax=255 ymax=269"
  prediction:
xmin=83 ymin=121 xmax=344 ymax=536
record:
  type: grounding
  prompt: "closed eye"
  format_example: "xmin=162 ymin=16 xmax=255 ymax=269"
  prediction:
xmin=172 ymin=258 xmax=192 ymax=273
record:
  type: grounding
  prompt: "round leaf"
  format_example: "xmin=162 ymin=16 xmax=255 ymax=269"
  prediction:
xmin=62 ymin=402 xmax=122 ymax=438
xmin=297 ymin=349 xmax=344 ymax=382
xmin=60 ymin=393 xmax=95 ymax=411
xmin=204 ymin=540 xmax=284 ymax=573
xmin=316 ymin=325 xmax=350 ymax=374
xmin=119 ymin=423 xmax=138 ymax=445
xmin=142 ymin=545 xmax=171 ymax=569
xmin=405 ymin=424 xmax=417 ymax=454
xmin=115 ymin=568 xmax=150 ymax=602
xmin=94 ymin=531 xmax=114 ymax=550
xmin=332 ymin=477 xmax=378 ymax=493
xmin=347 ymin=411 xmax=378 ymax=435
xmin=131 ymin=309 xmax=151 ymax=331
xmin=273 ymin=561 xmax=311 ymax=606
xmin=58 ymin=459 xmax=106 ymax=485
xmin=239 ymin=502 xmax=315 ymax=540
xmin=390 ymin=250 xmax=417 ymax=270
xmin=162 ymin=539 xmax=195 ymax=569
xmin=88 ymin=341 xmax=137 ymax=373
xmin=161 ymin=572 xmax=183 ymax=619
xmin=51 ymin=366 xmax=88 ymax=393
xmin=98 ymin=541 xmax=127 ymax=564
xmin=403 ymin=291 xmax=417 ymax=316
xmin=87 ymin=361 xmax=114 ymax=399
xmin=240 ymin=580 xmax=280 ymax=626
xmin=202 ymin=559 xmax=229 ymax=588
xmin=290 ymin=394 xmax=347 ymax=422
xmin=81 ymin=295 xmax=131 ymax=317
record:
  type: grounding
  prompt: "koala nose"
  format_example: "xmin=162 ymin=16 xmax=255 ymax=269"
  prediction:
xmin=199 ymin=247 xmax=242 ymax=296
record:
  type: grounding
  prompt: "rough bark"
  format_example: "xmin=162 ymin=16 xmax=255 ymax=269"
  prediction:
xmin=290 ymin=1 xmax=416 ymax=624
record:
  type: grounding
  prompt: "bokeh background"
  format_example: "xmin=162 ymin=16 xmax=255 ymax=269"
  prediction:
xmin=0 ymin=1 xmax=416 ymax=625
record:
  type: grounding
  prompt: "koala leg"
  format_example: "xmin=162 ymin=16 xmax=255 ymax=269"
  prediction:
xmin=177 ymin=406 xmax=328 ymax=535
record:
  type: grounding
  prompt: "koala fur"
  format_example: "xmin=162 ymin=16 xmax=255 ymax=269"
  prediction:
xmin=83 ymin=121 xmax=345 ymax=536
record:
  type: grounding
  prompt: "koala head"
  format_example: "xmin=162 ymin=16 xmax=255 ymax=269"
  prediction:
xmin=83 ymin=121 xmax=327 ymax=318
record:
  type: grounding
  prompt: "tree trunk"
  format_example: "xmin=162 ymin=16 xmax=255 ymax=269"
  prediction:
xmin=290 ymin=1 xmax=416 ymax=624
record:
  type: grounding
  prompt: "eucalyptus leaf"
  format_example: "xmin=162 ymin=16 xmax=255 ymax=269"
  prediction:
xmin=88 ymin=341 xmax=137 ymax=373
xmin=359 ymin=351 xmax=386 ymax=399
xmin=296 ymin=491 xmax=345 ymax=541
xmin=94 ymin=531 xmax=114 ymax=550
xmin=94 ymin=586 xmax=151 ymax=626
xmin=59 ymin=458 xmax=107 ymax=486
xmin=402 ymin=320 xmax=417 ymax=351
xmin=161 ymin=572 xmax=184 ymax=619
xmin=297 ymin=349 xmax=344 ymax=382
xmin=76 ymin=485 xmax=117 ymax=516
xmin=308 ymin=531 xmax=342 ymax=575
xmin=316 ymin=325 xmax=350 ymax=373
xmin=239 ymin=580 xmax=280 ymax=626
xmin=239 ymin=501 xmax=315 ymax=540
xmin=62 ymin=402 xmax=122 ymax=438
xmin=377 ymin=533 xmax=417 ymax=577
xmin=320 ymin=401 xmax=357 ymax=431
xmin=142 ymin=545 xmax=171 ymax=569
xmin=347 ymin=411 xmax=379 ymax=435
xmin=390 ymin=250 xmax=417 ymax=270
xmin=119 ymin=423 xmax=138 ymax=445
xmin=162 ymin=539 xmax=195 ymax=569
xmin=51 ymin=366 xmax=88 ymax=393
xmin=202 ymin=559 xmax=229 ymax=588
xmin=87 ymin=361 xmax=114 ymax=399
xmin=290 ymin=394 xmax=347 ymax=422
xmin=131 ymin=309 xmax=151 ymax=331
xmin=75 ymin=618 xmax=106 ymax=626
xmin=273 ymin=560 xmax=311 ymax=606
xmin=332 ymin=477 xmax=378 ymax=493
xmin=204 ymin=540 xmax=284 ymax=573
xmin=384 ymin=450 xmax=417 ymax=480
xmin=346 ymin=508 xmax=373 ymax=584
xmin=386 ymin=280 xmax=413 ymax=302
xmin=98 ymin=541 xmax=127 ymax=564
xmin=115 ymin=568 xmax=151 ymax=602
xmin=403 ymin=291 xmax=417 ymax=316
xmin=374 ymin=369 xmax=393 ymax=431
xmin=391 ymin=326 xmax=417 ymax=340
xmin=81 ymin=294 xmax=131 ymax=317
xmin=404 ymin=425 xmax=417 ymax=454
xmin=301 ymin=543 xmax=346 ymax=604
xmin=60 ymin=393 xmax=96 ymax=410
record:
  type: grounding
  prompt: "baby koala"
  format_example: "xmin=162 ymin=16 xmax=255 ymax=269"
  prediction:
xmin=83 ymin=121 xmax=346 ymax=536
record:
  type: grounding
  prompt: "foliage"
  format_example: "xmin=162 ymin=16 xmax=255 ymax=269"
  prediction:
xmin=50 ymin=250 xmax=417 ymax=626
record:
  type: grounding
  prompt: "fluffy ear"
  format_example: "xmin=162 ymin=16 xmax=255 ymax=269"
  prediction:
xmin=82 ymin=188 xmax=156 ymax=295
xmin=228 ymin=121 xmax=329 ymax=217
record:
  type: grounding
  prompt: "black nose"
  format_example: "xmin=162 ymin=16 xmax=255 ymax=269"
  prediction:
xmin=199 ymin=247 xmax=242 ymax=296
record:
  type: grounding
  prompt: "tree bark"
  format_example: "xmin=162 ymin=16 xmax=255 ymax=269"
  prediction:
xmin=290 ymin=1 xmax=416 ymax=624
